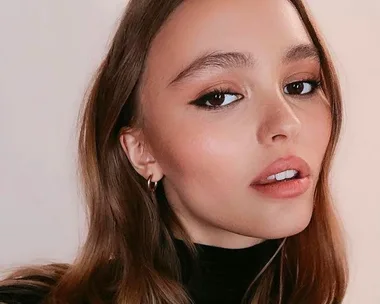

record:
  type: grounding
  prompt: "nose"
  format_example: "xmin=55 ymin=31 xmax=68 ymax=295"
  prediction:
xmin=256 ymin=96 xmax=301 ymax=146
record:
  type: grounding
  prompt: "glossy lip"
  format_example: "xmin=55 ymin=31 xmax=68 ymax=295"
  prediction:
xmin=250 ymin=155 xmax=312 ymax=199
xmin=250 ymin=155 xmax=311 ymax=185
xmin=251 ymin=177 xmax=311 ymax=199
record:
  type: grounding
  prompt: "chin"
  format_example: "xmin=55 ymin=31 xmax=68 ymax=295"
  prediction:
xmin=237 ymin=200 xmax=315 ymax=240
xmin=269 ymin=218 xmax=311 ymax=239
xmin=262 ymin=208 xmax=314 ymax=239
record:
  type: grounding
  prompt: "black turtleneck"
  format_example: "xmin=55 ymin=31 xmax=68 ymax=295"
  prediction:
xmin=175 ymin=239 xmax=279 ymax=304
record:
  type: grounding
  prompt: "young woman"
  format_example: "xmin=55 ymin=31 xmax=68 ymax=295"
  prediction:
xmin=0 ymin=0 xmax=348 ymax=303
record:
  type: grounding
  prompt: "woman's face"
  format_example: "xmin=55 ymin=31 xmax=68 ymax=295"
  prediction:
xmin=123 ymin=0 xmax=331 ymax=248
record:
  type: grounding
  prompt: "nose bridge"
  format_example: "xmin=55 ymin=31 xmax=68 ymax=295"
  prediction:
xmin=256 ymin=92 xmax=301 ymax=145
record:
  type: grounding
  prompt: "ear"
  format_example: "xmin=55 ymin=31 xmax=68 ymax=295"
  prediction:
xmin=119 ymin=128 xmax=164 ymax=183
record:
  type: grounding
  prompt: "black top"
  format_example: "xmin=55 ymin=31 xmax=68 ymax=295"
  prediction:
xmin=0 ymin=240 xmax=278 ymax=304
xmin=175 ymin=239 xmax=278 ymax=304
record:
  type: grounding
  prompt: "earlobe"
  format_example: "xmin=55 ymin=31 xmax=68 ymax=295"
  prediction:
xmin=119 ymin=129 xmax=164 ymax=182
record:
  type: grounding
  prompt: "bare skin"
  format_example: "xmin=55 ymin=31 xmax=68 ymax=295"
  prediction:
xmin=120 ymin=0 xmax=331 ymax=249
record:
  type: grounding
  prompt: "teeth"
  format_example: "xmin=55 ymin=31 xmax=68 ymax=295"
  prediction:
xmin=276 ymin=171 xmax=287 ymax=181
xmin=267 ymin=169 xmax=298 ymax=181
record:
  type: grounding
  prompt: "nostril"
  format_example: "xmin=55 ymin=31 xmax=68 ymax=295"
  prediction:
xmin=271 ymin=133 xmax=287 ymax=142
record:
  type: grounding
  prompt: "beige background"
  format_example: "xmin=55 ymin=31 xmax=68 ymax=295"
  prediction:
xmin=0 ymin=1 xmax=379 ymax=303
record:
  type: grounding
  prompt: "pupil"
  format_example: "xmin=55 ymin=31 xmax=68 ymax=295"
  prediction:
xmin=209 ymin=93 xmax=225 ymax=106
xmin=291 ymin=82 xmax=304 ymax=94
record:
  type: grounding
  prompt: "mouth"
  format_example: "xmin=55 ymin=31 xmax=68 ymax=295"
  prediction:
xmin=250 ymin=155 xmax=311 ymax=199
xmin=255 ymin=169 xmax=302 ymax=185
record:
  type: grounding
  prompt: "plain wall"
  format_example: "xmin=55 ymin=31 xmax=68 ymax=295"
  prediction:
xmin=0 ymin=1 xmax=379 ymax=303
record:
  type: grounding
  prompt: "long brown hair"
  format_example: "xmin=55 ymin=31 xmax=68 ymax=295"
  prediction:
xmin=1 ymin=0 xmax=348 ymax=303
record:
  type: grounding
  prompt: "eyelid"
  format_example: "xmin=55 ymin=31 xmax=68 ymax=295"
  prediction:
xmin=283 ymin=69 xmax=321 ymax=84
xmin=193 ymin=80 xmax=246 ymax=99
xmin=286 ymin=78 xmax=321 ymax=85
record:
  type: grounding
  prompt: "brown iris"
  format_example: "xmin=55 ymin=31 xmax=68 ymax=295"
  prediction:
xmin=286 ymin=82 xmax=305 ymax=95
xmin=207 ymin=93 xmax=225 ymax=106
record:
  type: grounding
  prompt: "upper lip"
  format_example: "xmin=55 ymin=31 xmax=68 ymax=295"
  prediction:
xmin=251 ymin=155 xmax=311 ymax=185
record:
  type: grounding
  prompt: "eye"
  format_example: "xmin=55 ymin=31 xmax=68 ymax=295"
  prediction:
xmin=191 ymin=90 xmax=243 ymax=110
xmin=284 ymin=80 xmax=320 ymax=95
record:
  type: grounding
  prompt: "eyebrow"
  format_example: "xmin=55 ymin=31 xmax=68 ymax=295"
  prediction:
xmin=168 ymin=51 xmax=255 ymax=86
xmin=168 ymin=43 xmax=320 ymax=86
xmin=283 ymin=43 xmax=320 ymax=64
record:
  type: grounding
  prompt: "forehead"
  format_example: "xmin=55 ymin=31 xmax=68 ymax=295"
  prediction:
xmin=143 ymin=0 xmax=313 ymax=85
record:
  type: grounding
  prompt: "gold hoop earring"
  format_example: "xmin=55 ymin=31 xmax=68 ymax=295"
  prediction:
xmin=147 ymin=174 xmax=157 ymax=193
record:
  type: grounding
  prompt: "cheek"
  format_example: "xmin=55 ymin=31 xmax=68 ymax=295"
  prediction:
xmin=143 ymin=100 xmax=253 ymax=190
xmin=301 ymin=100 xmax=332 ymax=170
xmin=152 ymin=118 xmax=245 ymax=184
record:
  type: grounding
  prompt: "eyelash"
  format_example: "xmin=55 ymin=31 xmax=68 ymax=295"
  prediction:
xmin=190 ymin=79 xmax=321 ymax=111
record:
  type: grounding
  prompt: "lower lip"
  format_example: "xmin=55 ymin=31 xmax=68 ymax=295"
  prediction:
xmin=250 ymin=177 xmax=311 ymax=199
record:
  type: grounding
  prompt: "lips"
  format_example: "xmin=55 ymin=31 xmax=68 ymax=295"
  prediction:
xmin=251 ymin=155 xmax=311 ymax=186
